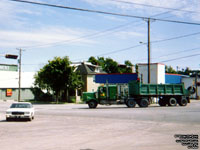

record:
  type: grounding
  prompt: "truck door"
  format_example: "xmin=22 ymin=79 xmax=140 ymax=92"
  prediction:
xmin=99 ymin=87 xmax=106 ymax=100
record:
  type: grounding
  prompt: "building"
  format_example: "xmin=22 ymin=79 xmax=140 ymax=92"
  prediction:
xmin=138 ymin=63 xmax=165 ymax=84
xmin=75 ymin=62 xmax=106 ymax=92
xmin=0 ymin=64 xmax=35 ymax=101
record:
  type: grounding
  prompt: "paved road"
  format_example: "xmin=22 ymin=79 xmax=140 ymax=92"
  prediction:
xmin=0 ymin=101 xmax=199 ymax=150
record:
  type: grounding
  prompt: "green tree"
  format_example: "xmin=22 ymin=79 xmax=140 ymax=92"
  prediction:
xmin=88 ymin=56 xmax=98 ymax=65
xmin=184 ymin=67 xmax=191 ymax=75
xmin=34 ymin=56 xmax=83 ymax=103
xmin=124 ymin=60 xmax=133 ymax=73
xmin=104 ymin=58 xmax=119 ymax=73
xmin=165 ymin=65 xmax=177 ymax=74
xmin=88 ymin=56 xmax=134 ymax=73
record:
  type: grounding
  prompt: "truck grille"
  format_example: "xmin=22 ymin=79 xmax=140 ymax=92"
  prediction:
xmin=12 ymin=112 xmax=24 ymax=115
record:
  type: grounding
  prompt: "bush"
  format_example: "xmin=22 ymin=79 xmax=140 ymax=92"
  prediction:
xmin=31 ymin=87 xmax=54 ymax=101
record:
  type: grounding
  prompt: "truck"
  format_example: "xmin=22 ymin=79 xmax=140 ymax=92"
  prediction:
xmin=83 ymin=80 xmax=191 ymax=108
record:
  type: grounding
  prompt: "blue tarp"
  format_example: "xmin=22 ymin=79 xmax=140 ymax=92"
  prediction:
xmin=165 ymin=74 xmax=182 ymax=84
xmin=95 ymin=73 xmax=138 ymax=84
xmin=95 ymin=73 xmax=183 ymax=84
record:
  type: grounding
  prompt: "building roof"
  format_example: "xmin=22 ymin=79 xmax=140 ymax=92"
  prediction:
xmin=137 ymin=63 xmax=165 ymax=66
xmin=76 ymin=62 xmax=106 ymax=75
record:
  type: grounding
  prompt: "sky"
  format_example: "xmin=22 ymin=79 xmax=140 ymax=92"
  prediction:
xmin=0 ymin=0 xmax=200 ymax=72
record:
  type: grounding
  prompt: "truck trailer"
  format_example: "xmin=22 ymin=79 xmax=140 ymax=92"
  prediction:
xmin=83 ymin=80 xmax=191 ymax=108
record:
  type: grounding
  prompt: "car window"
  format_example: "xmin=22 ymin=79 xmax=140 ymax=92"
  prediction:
xmin=10 ymin=104 xmax=32 ymax=108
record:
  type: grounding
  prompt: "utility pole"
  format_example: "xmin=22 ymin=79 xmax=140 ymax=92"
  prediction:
xmin=195 ymin=73 xmax=199 ymax=99
xmin=17 ymin=48 xmax=24 ymax=102
xmin=147 ymin=18 xmax=151 ymax=84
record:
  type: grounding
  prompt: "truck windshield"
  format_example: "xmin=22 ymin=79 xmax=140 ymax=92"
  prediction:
xmin=10 ymin=103 xmax=31 ymax=108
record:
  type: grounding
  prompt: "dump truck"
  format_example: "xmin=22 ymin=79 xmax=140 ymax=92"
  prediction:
xmin=83 ymin=80 xmax=191 ymax=108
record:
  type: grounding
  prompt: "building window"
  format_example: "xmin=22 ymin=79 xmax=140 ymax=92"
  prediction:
xmin=93 ymin=75 xmax=95 ymax=82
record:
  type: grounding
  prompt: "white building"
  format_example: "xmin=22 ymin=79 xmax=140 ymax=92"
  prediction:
xmin=138 ymin=63 xmax=165 ymax=84
xmin=0 ymin=64 xmax=35 ymax=101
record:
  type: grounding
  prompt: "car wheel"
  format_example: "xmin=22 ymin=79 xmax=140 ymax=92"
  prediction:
xmin=28 ymin=117 xmax=32 ymax=121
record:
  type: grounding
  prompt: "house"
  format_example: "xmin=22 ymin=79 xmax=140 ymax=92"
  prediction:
xmin=74 ymin=62 xmax=106 ymax=92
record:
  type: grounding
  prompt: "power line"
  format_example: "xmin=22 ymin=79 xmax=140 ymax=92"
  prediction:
xmin=136 ymin=47 xmax=200 ymax=61
xmin=9 ymin=0 xmax=200 ymax=26
xmin=161 ymin=53 xmax=200 ymax=63
xmin=22 ymin=10 xmax=173 ymax=49
xmin=71 ymin=44 xmax=143 ymax=61
xmin=155 ymin=47 xmax=200 ymax=59
xmin=73 ymin=30 xmax=200 ymax=61
xmin=109 ymin=0 xmax=199 ymax=14
xmin=22 ymin=20 xmax=141 ymax=49
xmin=8 ymin=0 xmax=200 ymax=66
xmin=151 ymin=31 xmax=200 ymax=43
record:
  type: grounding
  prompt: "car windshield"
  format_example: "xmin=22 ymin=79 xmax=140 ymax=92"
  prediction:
xmin=10 ymin=103 xmax=32 ymax=108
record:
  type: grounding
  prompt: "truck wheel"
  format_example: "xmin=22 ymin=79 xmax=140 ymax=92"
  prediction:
xmin=88 ymin=100 xmax=98 ymax=108
xmin=178 ymin=98 xmax=188 ymax=106
xmin=126 ymin=99 xmax=136 ymax=108
xmin=168 ymin=97 xmax=177 ymax=106
xmin=158 ymin=98 xmax=166 ymax=106
xmin=139 ymin=99 xmax=149 ymax=107
xmin=6 ymin=118 xmax=11 ymax=121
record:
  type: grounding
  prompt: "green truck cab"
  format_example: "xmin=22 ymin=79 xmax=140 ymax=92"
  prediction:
xmin=83 ymin=80 xmax=191 ymax=109
xmin=83 ymin=85 xmax=121 ymax=108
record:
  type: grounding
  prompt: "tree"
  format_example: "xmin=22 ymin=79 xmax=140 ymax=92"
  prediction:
xmin=88 ymin=56 xmax=98 ymax=65
xmin=165 ymin=65 xmax=177 ymax=74
xmin=183 ymin=67 xmax=191 ymax=75
xmin=88 ymin=56 xmax=134 ymax=73
xmin=34 ymin=56 xmax=83 ymax=103
xmin=104 ymin=58 xmax=119 ymax=73
xmin=123 ymin=60 xmax=133 ymax=73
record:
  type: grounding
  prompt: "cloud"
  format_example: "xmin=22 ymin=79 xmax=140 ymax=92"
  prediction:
xmin=0 ymin=26 xmax=96 ymax=48
xmin=81 ymin=0 xmax=200 ymax=21
xmin=0 ymin=0 xmax=60 ymax=28
xmin=114 ymin=31 xmax=145 ymax=39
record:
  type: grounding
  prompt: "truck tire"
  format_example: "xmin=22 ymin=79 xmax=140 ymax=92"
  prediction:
xmin=158 ymin=98 xmax=166 ymax=106
xmin=6 ymin=118 xmax=11 ymax=121
xmin=126 ymin=99 xmax=136 ymax=108
xmin=187 ymin=86 xmax=196 ymax=94
xmin=88 ymin=100 xmax=98 ymax=109
xmin=168 ymin=97 xmax=177 ymax=106
xmin=178 ymin=98 xmax=188 ymax=106
xmin=139 ymin=99 xmax=149 ymax=107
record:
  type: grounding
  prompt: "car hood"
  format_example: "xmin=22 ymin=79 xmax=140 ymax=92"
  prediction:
xmin=7 ymin=108 xmax=33 ymax=112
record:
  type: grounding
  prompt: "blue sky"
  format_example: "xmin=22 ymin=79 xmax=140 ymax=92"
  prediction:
xmin=0 ymin=0 xmax=200 ymax=72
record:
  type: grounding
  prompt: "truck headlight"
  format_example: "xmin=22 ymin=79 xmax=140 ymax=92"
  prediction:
xmin=6 ymin=112 xmax=11 ymax=114
xmin=25 ymin=112 xmax=30 ymax=114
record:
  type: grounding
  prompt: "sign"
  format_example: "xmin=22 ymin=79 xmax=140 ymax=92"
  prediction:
xmin=0 ymin=64 xmax=18 ymax=71
xmin=6 ymin=89 xmax=12 ymax=97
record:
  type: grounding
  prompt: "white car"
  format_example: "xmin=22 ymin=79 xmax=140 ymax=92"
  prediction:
xmin=6 ymin=102 xmax=35 ymax=121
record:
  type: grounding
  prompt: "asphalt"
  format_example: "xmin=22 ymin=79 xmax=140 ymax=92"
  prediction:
xmin=0 ymin=100 xmax=199 ymax=150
